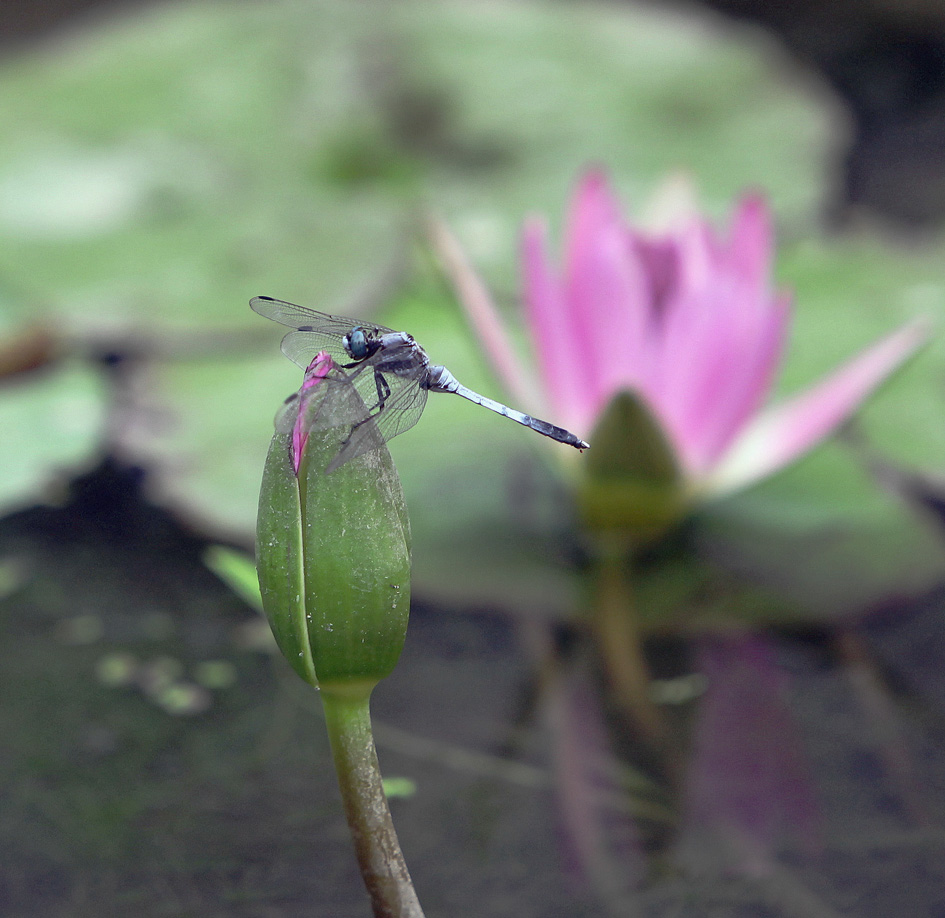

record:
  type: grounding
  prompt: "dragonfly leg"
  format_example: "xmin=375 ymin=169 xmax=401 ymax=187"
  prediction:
xmin=333 ymin=369 xmax=391 ymax=460
xmin=337 ymin=367 xmax=391 ymax=449
xmin=372 ymin=368 xmax=391 ymax=412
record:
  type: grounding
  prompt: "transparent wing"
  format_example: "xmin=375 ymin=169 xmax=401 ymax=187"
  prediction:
xmin=369 ymin=374 xmax=429 ymax=445
xmin=315 ymin=364 xmax=425 ymax=472
xmin=251 ymin=295 xmax=396 ymax=369
xmin=276 ymin=372 xmax=373 ymax=436
xmin=280 ymin=328 xmax=349 ymax=368
xmin=276 ymin=367 xmax=387 ymax=474
xmin=278 ymin=365 xmax=429 ymax=473
xmin=251 ymin=295 xmax=394 ymax=335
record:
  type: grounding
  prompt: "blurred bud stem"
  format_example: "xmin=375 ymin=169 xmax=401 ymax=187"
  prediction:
xmin=590 ymin=550 xmax=667 ymax=749
xmin=580 ymin=391 xmax=679 ymax=753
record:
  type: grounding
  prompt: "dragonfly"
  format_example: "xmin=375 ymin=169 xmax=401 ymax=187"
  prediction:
xmin=251 ymin=295 xmax=589 ymax=472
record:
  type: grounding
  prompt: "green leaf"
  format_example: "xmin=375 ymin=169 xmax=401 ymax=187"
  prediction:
xmin=203 ymin=545 xmax=261 ymax=610
xmin=0 ymin=356 xmax=105 ymax=509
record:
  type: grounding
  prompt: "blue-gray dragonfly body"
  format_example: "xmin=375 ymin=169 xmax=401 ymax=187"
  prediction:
xmin=251 ymin=295 xmax=589 ymax=471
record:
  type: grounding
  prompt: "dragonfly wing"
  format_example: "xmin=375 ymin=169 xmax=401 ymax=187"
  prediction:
xmin=280 ymin=329 xmax=349 ymax=368
xmin=372 ymin=376 xmax=428 ymax=444
xmin=253 ymin=296 xmax=428 ymax=471
xmin=275 ymin=370 xmax=371 ymax=435
xmin=251 ymin=296 xmax=394 ymax=335
xmin=251 ymin=295 xmax=341 ymax=330
xmin=274 ymin=390 xmax=302 ymax=436
xmin=271 ymin=366 xmax=428 ymax=474
xmin=253 ymin=296 xmax=399 ymax=370
xmin=321 ymin=367 xmax=428 ymax=472
xmin=325 ymin=411 xmax=387 ymax=473
xmin=327 ymin=381 xmax=427 ymax=473
xmin=276 ymin=367 xmax=387 ymax=474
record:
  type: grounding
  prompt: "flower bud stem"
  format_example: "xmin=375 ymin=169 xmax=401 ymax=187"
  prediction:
xmin=591 ymin=551 xmax=666 ymax=746
xmin=321 ymin=690 xmax=425 ymax=918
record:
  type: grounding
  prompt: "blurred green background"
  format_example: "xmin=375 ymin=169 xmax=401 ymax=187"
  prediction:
xmin=2 ymin=0 xmax=944 ymax=617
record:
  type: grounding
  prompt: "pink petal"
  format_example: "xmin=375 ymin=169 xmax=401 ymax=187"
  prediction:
xmin=727 ymin=193 xmax=772 ymax=293
xmin=632 ymin=234 xmax=679 ymax=314
xmin=559 ymin=171 xmax=653 ymax=421
xmin=644 ymin=222 xmax=715 ymax=411
xmin=426 ymin=215 xmax=542 ymax=412
xmin=522 ymin=217 xmax=591 ymax=429
xmin=647 ymin=198 xmax=783 ymax=474
xmin=292 ymin=352 xmax=334 ymax=474
xmin=564 ymin=169 xmax=618 ymax=282
xmin=700 ymin=291 xmax=791 ymax=463
xmin=672 ymin=218 xmax=717 ymax=299
xmin=567 ymin=224 xmax=651 ymax=411
xmin=300 ymin=352 xmax=333 ymax=390
xmin=648 ymin=212 xmax=782 ymax=472
xmin=674 ymin=289 xmax=792 ymax=472
xmin=708 ymin=318 xmax=930 ymax=496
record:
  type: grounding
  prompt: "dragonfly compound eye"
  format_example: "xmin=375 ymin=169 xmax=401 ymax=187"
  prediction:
xmin=344 ymin=328 xmax=369 ymax=360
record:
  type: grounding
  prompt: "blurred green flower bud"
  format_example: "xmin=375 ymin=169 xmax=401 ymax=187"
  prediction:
xmin=256 ymin=354 xmax=412 ymax=696
xmin=578 ymin=391 xmax=689 ymax=550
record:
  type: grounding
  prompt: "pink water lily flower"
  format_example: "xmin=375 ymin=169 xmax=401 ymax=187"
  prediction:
xmin=508 ymin=170 xmax=925 ymax=496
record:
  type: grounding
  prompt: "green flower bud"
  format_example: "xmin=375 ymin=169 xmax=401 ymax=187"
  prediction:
xmin=578 ymin=390 xmax=688 ymax=549
xmin=256 ymin=355 xmax=411 ymax=696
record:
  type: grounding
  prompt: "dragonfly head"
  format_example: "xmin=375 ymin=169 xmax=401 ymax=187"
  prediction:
xmin=343 ymin=327 xmax=370 ymax=361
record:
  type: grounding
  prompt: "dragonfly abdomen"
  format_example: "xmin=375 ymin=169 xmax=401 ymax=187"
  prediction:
xmin=430 ymin=368 xmax=588 ymax=451
xmin=422 ymin=364 xmax=460 ymax=393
